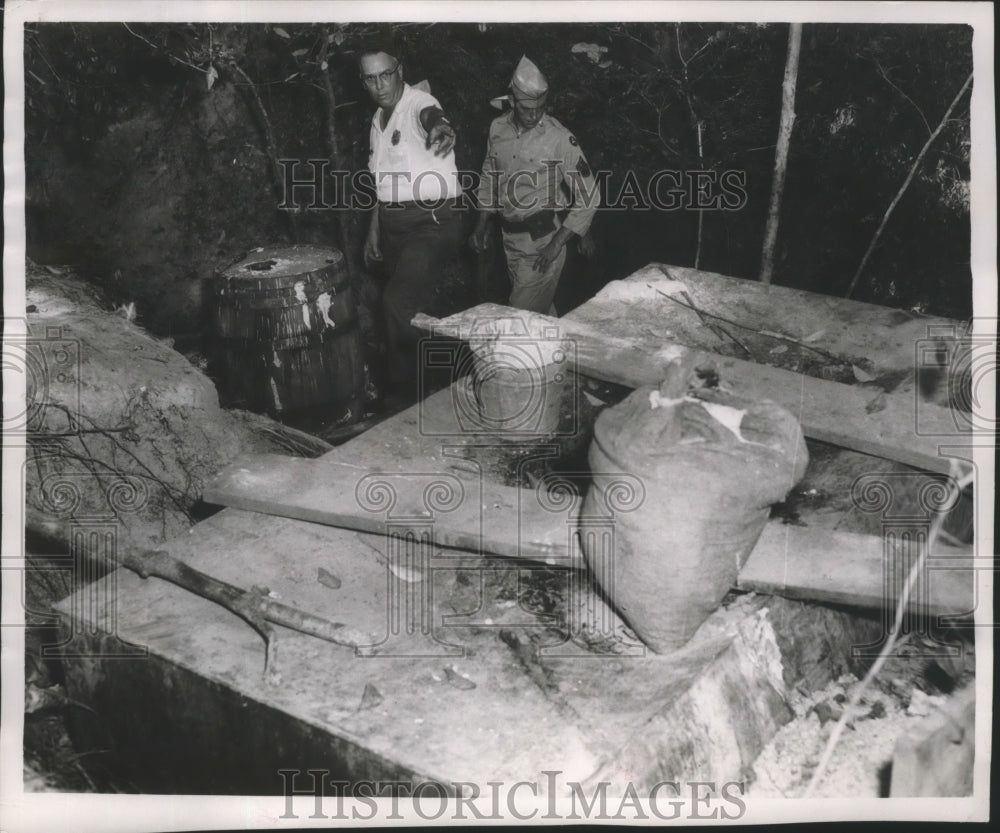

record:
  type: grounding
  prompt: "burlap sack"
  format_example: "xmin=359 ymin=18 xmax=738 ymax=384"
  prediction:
xmin=582 ymin=384 xmax=808 ymax=653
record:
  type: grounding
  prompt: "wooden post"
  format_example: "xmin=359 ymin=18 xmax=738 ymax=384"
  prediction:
xmin=758 ymin=23 xmax=803 ymax=285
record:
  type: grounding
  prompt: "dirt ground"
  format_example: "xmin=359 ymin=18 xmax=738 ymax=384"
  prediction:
xmin=745 ymin=633 xmax=974 ymax=798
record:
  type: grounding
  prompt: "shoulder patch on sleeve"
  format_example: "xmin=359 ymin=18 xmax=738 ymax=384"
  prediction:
xmin=568 ymin=134 xmax=578 ymax=146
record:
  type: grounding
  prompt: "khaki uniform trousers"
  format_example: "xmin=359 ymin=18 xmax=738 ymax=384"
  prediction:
xmin=501 ymin=226 xmax=567 ymax=316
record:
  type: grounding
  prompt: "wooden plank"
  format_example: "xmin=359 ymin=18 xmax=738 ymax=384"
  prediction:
xmin=202 ymin=385 xmax=589 ymax=562
xmin=413 ymin=303 xmax=970 ymax=475
xmin=737 ymin=523 xmax=976 ymax=618
xmin=570 ymin=263 xmax=964 ymax=387
xmin=202 ymin=452 xmax=570 ymax=562
xmin=204 ymin=452 xmax=975 ymax=616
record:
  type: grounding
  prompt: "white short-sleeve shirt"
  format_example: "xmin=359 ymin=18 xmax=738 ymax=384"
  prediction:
xmin=368 ymin=84 xmax=462 ymax=203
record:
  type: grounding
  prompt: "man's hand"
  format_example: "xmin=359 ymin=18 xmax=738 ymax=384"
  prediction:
xmin=469 ymin=218 xmax=491 ymax=253
xmin=420 ymin=107 xmax=456 ymax=157
xmin=364 ymin=228 xmax=382 ymax=269
xmin=579 ymin=232 xmax=597 ymax=259
xmin=533 ymin=238 xmax=564 ymax=272
xmin=533 ymin=226 xmax=575 ymax=272
xmin=426 ymin=121 xmax=456 ymax=157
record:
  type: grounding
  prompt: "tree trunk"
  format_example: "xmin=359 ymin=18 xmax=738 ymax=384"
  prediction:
xmin=758 ymin=23 xmax=803 ymax=285
xmin=228 ymin=61 xmax=298 ymax=242
xmin=319 ymin=35 xmax=364 ymax=281
xmin=674 ymin=23 xmax=706 ymax=269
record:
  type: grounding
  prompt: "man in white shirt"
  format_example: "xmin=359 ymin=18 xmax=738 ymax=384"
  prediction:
xmin=361 ymin=46 xmax=463 ymax=402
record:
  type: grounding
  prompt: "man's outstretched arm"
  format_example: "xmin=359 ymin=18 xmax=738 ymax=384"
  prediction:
xmin=419 ymin=106 xmax=456 ymax=157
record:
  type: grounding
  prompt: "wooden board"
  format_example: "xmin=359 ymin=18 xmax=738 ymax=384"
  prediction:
xmin=205 ymin=449 xmax=975 ymax=617
xmin=413 ymin=302 xmax=970 ymax=476
xmin=55 ymin=505 xmax=886 ymax=794
xmin=203 ymin=452 xmax=569 ymax=562
xmin=572 ymin=263 xmax=964 ymax=389
xmin=737 ymin=523 xmax=976 ymax=617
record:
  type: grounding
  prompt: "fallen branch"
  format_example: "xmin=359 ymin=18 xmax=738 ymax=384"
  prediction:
xmin=120 ymin=549 xmax=373 ymax=684
xmin=31 ymin=426 xmax=132 ymax=437
xmin=684 ymin=288 xmax=754 ymax=358
xmin=34 ymin=404 xmax=195 ymax=521
xmin=650 ymin=278 xmax=850 ymax=365
xmin=499 ymin=629 xmax=580 ymax=722
xmin=254 ymin=422 xmax=334 ymax=457
xmin=844 ymin=72 xmax=973 ymax=299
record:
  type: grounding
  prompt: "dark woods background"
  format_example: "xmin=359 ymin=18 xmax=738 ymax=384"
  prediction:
xmin=24 ymin=21 xmax=973 ymax=343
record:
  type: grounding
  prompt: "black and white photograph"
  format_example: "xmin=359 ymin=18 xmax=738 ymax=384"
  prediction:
xmin=2 ymin=1 xmax=994 ymax=829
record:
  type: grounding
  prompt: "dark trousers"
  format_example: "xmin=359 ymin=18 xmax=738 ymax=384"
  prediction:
xmin=379 ymin=199 xmax=463 ymax=390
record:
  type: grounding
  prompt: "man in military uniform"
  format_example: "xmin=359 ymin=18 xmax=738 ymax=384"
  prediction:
xmin=361 ymin=45 xmax=463 ymax=401
xmin=470 ymin=56 xmax=599 ymax=315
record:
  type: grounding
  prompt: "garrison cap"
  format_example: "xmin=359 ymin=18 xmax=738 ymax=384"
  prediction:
xmin=490 ymin=55 xmax=549 ymax=110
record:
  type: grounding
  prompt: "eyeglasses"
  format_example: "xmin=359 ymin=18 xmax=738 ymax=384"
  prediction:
xmin=360 ymin=63 xmax=400 ymax=87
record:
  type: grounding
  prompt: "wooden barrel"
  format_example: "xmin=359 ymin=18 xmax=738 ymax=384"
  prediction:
xmin=213 ymin=244 xmax=366 ymax=423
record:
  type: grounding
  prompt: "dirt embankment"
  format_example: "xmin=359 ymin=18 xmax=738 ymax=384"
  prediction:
xmin=21 ymin=262 xmax=315 ymax=558
xmin=26 ymin=81 xmax=293 ymax=339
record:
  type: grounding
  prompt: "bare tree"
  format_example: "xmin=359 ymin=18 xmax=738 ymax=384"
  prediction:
xmin=318 ymin=29 xmax=364 ymax=280
xmin=758 ymin=23 xmax=803 ymax=285
xmin=844 ymin=71 xmax=974 ymax=299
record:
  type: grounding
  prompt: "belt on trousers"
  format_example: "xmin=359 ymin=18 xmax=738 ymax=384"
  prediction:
xmin=500 ymin=210 xmax=557 ymax=240
xmin=380 ymin=196 xmax=461 ymax=210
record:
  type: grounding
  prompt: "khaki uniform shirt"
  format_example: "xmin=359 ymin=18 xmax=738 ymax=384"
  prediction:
xmin=475 ymin=111 xmax=599 ymax=237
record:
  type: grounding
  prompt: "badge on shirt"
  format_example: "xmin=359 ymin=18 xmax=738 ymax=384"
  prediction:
xmin=568 ymin=135 xmax=578 ymax=146
xmin=391 ymin=129 xmax=401 ymax=146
